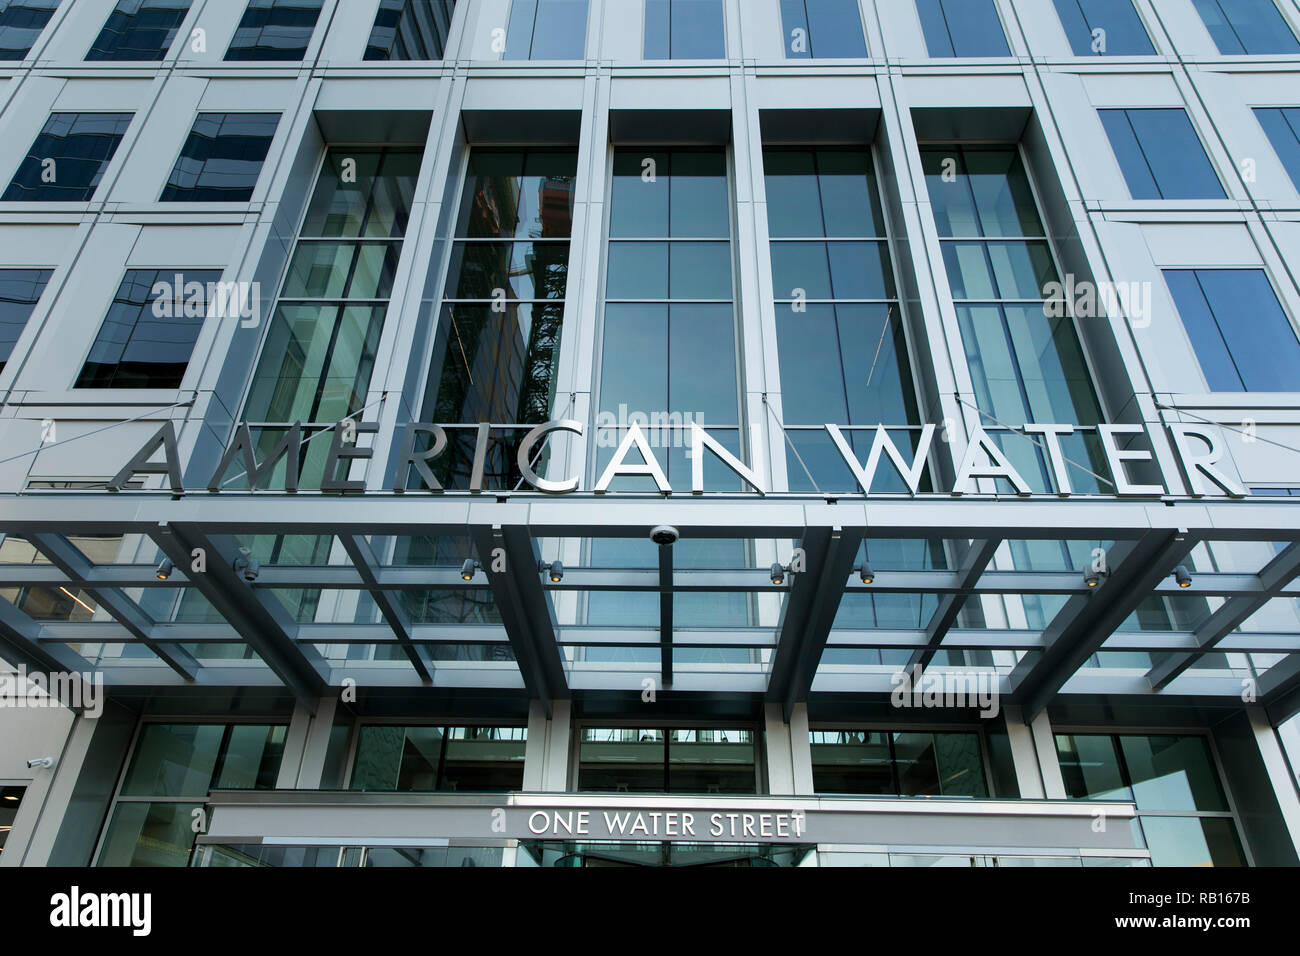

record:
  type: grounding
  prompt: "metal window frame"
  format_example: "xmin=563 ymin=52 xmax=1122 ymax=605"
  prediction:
xmin=1 ymin=494 xmax=1298 ymax=722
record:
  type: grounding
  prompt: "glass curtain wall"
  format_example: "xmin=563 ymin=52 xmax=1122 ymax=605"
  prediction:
xmin=577 ymin=728 xmax=757 ymax=794
xmin=395 ymin=149 xmax=577 ymax=650
xmin=588 ymin=148 xmax=750 ymax=661
xmin=919 ymin=145 xmax=1203 ymax=648
xmin=810 ymin=730 xmax=989 ymax=797
xmin=1056 ymin=733 xmax=1245 ymax=866
xmin=417 ymin=147 xmax=576 ymax=490
xmin=765 ymin=147 xmax=984 ymax=662
xmin=349 ymin=725 xmax=527 ymax=791
xmin=235 ymin=147 xmax=419 ymax=628
xmin=243 ymin=146 xmax=419 ymax=486
xmin=97 ymin=722 xmax=286 ymax=866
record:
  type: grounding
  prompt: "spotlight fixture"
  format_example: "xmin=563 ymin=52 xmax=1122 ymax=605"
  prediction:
xmin=1084 ymin=567 xmax=1102 ymax=589
xmin=233 ymin=554 xmax=260 ymax=582
xmin=460 ymin=558 xmax=480 ymax=582
xmin=539 ymin=560 xmax=565 ymax=584
xmin=770 ymin=563 xmax=786 ymax=586
xmin=155 ymin=557 xmax=174 ymax=581
xmin=1174 ymin=565 xmax=1192 ymax=589
xmin=856 ymin=563 xmax=875 ymax=585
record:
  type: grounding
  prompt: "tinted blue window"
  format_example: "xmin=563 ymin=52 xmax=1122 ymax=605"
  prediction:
xmin=505 ymin=0 xmax=587 ymax=59
xmin=1052 ymin=0 xmax=1154 ymax=55
xmin=1165 ymin=269 xmax=1300 ymax=391
xmin=87 ymin=0 xmax=191 ymax=61
xmin=0 ymin=0 xmax=58 ymax=60
xmin=2 ymin=113 xmax=133 ymax=202
xmin=0 ymin=268 xmax=52 ymax=371
xmin=780 ymin=0 xmax=866 ymax=58
xmin=1192 ymin=0 xmax=1300 ymax=54
xmin=364 ymin=0 xmax=455 ymax=60
xmin=1099 ymin=109 xmax=1225 ymax=200
xmin=917 ymin=0 xmax=1010 ymax=57
xmin=645 ymin=0 xmax=723 ymax=58
xmin=77 ymin=269 xmax=223 ymax=388
xmin=224 ymin=0 xmax=323 ymax=61
xmin=1255 ymin=107 xmax=1300 ymax=189
xmin=161 ymin=113 xmax=279 ymax=202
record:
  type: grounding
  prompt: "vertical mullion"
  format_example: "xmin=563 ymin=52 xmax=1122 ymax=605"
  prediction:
xmin=664 ymin=729 xmax=672 ymax=794
xmin=1192 ymin=270 xmax=1250 ymax=391
xmin=210 ymin=723 xmax=235 ymax=792
xmin=1122 ymin=110 xmax=1164 ymax=199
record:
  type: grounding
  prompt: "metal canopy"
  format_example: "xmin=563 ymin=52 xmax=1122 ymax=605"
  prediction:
xmin=0 ymin=492 xmax=1297 ymax=720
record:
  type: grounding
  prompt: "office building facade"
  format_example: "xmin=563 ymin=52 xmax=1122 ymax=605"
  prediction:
xmin=0 ymin=0 xmax=1299 ymax=868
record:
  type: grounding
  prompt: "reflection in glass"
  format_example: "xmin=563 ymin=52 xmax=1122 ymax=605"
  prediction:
xmin=1051 ymin=0 xmax=1154 ymax=55
xmin=1099 ymin=109 xmax=1225 ymax=201
xmin=1056 ymin=732 xmax=1244 ymax=866
xmin=364 ymin=0 xmax=456 ymax=60
xmin=578 ymin=728 xmax=755 ymax=794
xmin=504 ymin=0 xmax=588 ymax=59
xmin=1164 ymin=269 xmax=1300 ymax=392
xmin=645 ymin=0 xmax=724 ymax=58
xmin=1191 ymin=0 xmax=1300 ymax=55
xmin=811 ymin=730 xmax=989 ymax=796
xmin=917 ymin=0 xmax=1011 ymax=56
xmin=779 ymin=0 xmax=867 ymax=57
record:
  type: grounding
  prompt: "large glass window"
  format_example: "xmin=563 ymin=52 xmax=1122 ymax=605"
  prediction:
xmin=591 ymin=148 xmax=751 ymax=648
xmin=916 ymin=0 xmax=1011 ymax=57
xmin=1056 ymin=733 xmax=1244 ymax=866
xmin=1099 ymin=108 xmax=1226 ymax=200
xmin=578 ymin=728 xmax=756 ymax=794
xmin=414 ymin=148 xmax=576 ymax=492
xmin=921 ymin=145 xmax=1108 ymax=495
xmin=98 ymin=722 xmax=286 ymax=866
xmin=921 ymin=146 xmax=1193 ymax=643
xmin=769 ymin=149 xmax=987 ymax=657
xmin=364 ymin=0 xmax=455 ymax=60
xmin=350 ymin=725 xmax=527 ymax=792
xmin=160 ymin=113 xmax=279 ymax=202
xmin=811 ymin=730 xmax=989 ymax=797
xmin=0 ymin=0 xmax=58 ymax=60
xmin=76 ymin=268 xmax=223 ymax=388
xmin=779 ymin=0 xmax=866 ymax=58
xmin=503 ymin=0 xmax=588 ymax=59
xmin=0 ymin=267 xmax=52 ymax=372
xmin=1164 ymin=268 xmax=1300 ymax=392
xmin=243 ymin=147 xmax=419 ymax=488
xmin=1191 ymin=0 xmax=1300 ymax=55
xmin=224 ymin=0 xmax=323 ymax=61
xmin=764 ymin=147 xmax=922 ymax=494
xmin=598 ymin=148 xmax=738 ymax=490
xmin=2 ymin=112 xmax=133 ymax=202
xmin=1254 ymin=107 xmax=1300 ymax=189
xmin=1051 ymin=0 xmax=1154 ymax=55
xmin=86 ymin=0 xmax=191 ymax=60
xmin=645 ymin=0 xmax=724 ymax=58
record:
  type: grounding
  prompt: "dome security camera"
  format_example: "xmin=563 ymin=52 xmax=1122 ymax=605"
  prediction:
xmin=649 ymin=525 xmax=680 ymax=546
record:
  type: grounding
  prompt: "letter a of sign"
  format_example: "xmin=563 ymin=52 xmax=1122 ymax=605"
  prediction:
xmin=108 ymin=423 xmax=185 ymax=492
